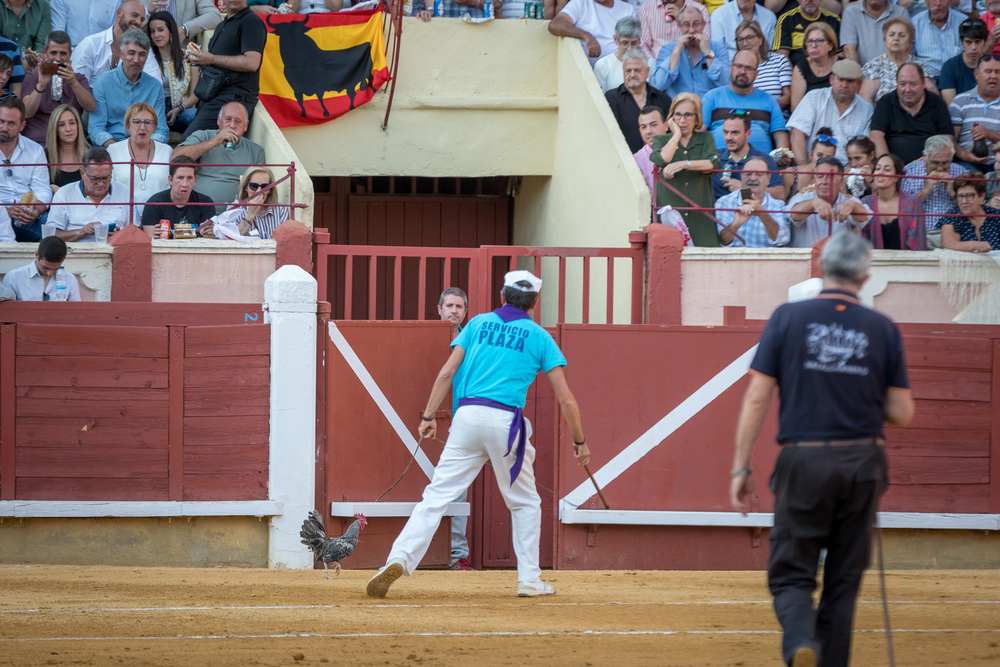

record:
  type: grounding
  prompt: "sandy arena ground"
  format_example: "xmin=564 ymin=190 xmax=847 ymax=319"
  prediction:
xmin=0 ymin=566 xmax=997 ymax=666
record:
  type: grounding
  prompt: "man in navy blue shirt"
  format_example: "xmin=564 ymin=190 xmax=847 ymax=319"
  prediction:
xmin=939 ymin=18 xmax=988 ymax=106
xmin=730 ymin=232 xmax=915 ymax=667
xmin=713 ymin=110 xmax=785 ymax=200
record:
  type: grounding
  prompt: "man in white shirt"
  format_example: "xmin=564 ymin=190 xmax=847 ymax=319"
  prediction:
xmin=50 ymin=0 xmax=120 ymax=51
xmin=141 ymin=0 xmax=223 ymax=44
xmin=1 ymin=236 xmax=82 ymax=302
xmin=712 ymin=0 xmax=777 ymax=61
xmin=548 ymin=0 xmax=637 ymax=64
xmin=51 ymin=147 xmax=137 ymax=243
xmin=789 ymin=156 xmax=872 ymax=247
xmin=72 ymin=0 xmax=162 ymax=86
xmin=0 ymin=96 xmax=52 ymax=243
xmin=787 ymin=59 xmax=873 ymax=166
xmin=594 ymin=17 xmax=644 ymax=93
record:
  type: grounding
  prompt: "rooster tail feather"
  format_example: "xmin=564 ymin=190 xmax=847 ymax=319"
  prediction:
xmin=300 ymin=510 xmax=329 ymax=554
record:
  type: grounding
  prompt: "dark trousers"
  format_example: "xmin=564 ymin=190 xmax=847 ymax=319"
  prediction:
xmin=767 ymin=444 xmax=887 ymax=667
xmin=181 ymin=91 xmax=259 ymax=141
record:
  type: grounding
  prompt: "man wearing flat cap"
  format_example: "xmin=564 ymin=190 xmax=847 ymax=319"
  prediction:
xmin=787 ymin=59 xmax=874 ymax=168
xmin=367 ymin=270 xmax=591 ymax=600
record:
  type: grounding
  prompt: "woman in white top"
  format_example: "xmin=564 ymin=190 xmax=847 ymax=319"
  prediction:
xmin=107 ymin=103 xmax=173 ymax=216
xmin=146 ymin=11 xmax=200 ymax=134
xmin=228 ymin=166 xmax=289 ymax=240
xmin=289 ymin=0 xmax=344 ymax=12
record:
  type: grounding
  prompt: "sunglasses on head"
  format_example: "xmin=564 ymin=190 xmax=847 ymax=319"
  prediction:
xmin=817 ymin=134 xmax=839 ymax=145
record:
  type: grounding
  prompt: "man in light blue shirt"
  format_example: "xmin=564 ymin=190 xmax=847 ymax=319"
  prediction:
xmin=649 ymin=5 xmax=729 ymax=99
xmin=716 ymin=156 xmax=790 ymax=248
xmin=912 ymin=0 xmax=966 ymax=79
xmin=50 ymin=0 xmax=118 ymax=50
xmin=89 ymin=28 xmax=166 ymax=147
xmin=702 ymin=50 xmax=788 ymax=154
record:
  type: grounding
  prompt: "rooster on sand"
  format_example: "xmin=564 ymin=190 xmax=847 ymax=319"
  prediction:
xmin=300 ymin=511 xmax=367 ymax=579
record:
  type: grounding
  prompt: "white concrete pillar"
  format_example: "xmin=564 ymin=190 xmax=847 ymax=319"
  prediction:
xmin=264 ymin=265 xmax=317 ymax=569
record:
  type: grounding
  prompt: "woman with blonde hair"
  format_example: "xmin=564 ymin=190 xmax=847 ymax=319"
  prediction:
xmin=227 ymin=166 xmax=289 ymax=240
xmin=790 ymin=22 xmax=837 ymax=111
xmin=736 ymin=20 xmax=790 ymax=113
xmin=650 ymin=92 xmax=722 ymax=247
xmin=44 ymin=105 xmax=89 ymax=188
xmin=107 ymin=102 xmax=173 ymax=215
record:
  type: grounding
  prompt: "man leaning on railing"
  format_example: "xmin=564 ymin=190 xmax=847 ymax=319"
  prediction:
xmin=50 ymin=146 xmax=137 ymax=242
xmin=0 ymin=95 xmax=52 ymax=243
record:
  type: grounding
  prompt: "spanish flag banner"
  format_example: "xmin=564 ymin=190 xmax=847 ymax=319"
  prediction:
xmin=259 ymin=8 xmax=390 ymax=128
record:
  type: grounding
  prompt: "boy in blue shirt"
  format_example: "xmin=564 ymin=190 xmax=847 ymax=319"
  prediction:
xmin=367 ymin=271 xmax=591 ymax=599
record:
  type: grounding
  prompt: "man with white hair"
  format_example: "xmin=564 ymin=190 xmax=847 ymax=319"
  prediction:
xmin=606 ymin=48 xmax=671 ymax=153
xmin=594 ymin=17 xmax=645 ymax=93
xmin=638 ymin=0 xmax=708 ymax=62
xmin=731 ymin=231 xmax=914 ymax=667
xmin=367 ymin=270 xmax=591 ymax=599
xmin=547 ymin=0 xmax=637 ymax=65
xmin=901 ymin=134 xmax=965 ymax=231
xmin=650 ymin=5 xmax=729 ymax=99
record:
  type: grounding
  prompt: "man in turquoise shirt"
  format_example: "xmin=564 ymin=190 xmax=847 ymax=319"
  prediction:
xmin=368 ymin=271 xmax=591 ymax=600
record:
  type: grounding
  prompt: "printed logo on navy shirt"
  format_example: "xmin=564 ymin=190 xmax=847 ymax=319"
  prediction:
xmin=803 ymin=323 xmax=870 ymax=376
xmin=478 ymin=321 xmax=529 ymax=352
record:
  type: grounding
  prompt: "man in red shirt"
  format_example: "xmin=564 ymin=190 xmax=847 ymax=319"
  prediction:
xmin=984 ymin=0 xmax=1000 ymax=54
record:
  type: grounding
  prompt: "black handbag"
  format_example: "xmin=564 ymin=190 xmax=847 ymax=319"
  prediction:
xmin=194 ymin=65 xmax=227 ymax=102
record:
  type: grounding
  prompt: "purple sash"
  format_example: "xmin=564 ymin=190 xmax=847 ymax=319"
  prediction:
xmin=457 ymin=397 xmax=527 ymax=485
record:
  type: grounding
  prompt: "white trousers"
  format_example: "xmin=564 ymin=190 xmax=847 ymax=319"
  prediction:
xmin=387 ymin=405 xmax=542 ymax=582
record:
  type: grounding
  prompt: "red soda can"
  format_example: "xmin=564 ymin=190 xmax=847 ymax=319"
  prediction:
xmin=157 ymin=219 xmax=172 ymax=239
xmin=216 ymin=0 xmax=226 ymax=11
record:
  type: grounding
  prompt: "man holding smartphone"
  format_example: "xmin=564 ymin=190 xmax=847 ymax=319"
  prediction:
xmin=714 ymin=156 xmax=791 ymax=247
xmin=21 ymin=31 xmax=96 ymax=147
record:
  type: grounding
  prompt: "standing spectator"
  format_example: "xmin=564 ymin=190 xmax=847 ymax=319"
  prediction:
xmin=702 ymin=50 xmax=789 ymax=154
xmin=141 ymin=0 xmax=224 ymax=43
xmin=940 ymin=171 xmax=1000 ymax=251
xmin=50 ymin=146 xmax=136 ymax=242
xmin=88 ymin=29 xmax=167 ymax=147
xmin=949 ymin=56 xmax=1000 ymax=170
xmin=182 ymin=0 xmax=266 ymax=139
xmin=108 ymin=102 xmax=172 ymax=215
xmin=44 ymin=104 xmax=88 ymax=188
xmin=140 ymin=156 xmax=216 ymax=231
xmin=606 ymin=49 xmax=671 ymax=153
xmin=634 ymin=105 xmax=666 ymax=204
xmin=650 ymin=6 xmax=729 ymax=99
xmin=218 ymin=166 xmax=289 ymax=239
xmin=712 ymin=0 xmax=776 ymax=61
xmin=50 ymin=0 xmax=119 ymax=51
xmin=146 ymin=11 xmax=200 ymax=133
xmin=790 ymin=22 xmax=838 ymax=110
xmin=716 ymin=156 xmax=790 ymax=247
xmin=840 ymin=0 xmax=908 ymax=67
xmin=21 ymin=31 xmax=96 ymax=148
xmin=1 ymin=237 xmax=81 ymax=301
xmin=0 ymin=95 xmax=51 ymax=242
xmin=940 ymin=19 xmax=988 ymax=107
xmin=860 ymin=18 xmax=934 ymax=105
xmin=650 ymin=92 xmax=722 ymax=247
xmin=870 ymin=62 xmax=952 ymax=165
xmin=911 ymin=0 xmax=965 ymax=80
xmin=72 ymin=1 xmax=163 ymax=85
xmin=0 ymin=0 xmax=51 ymax=57
xmin=900 ymin=134 xmax=964 ymax=231
xmin=773 ymin=0 xmax=841 ymax=69
xmin=788 ymin=156 xmax=872 ymax=247
xmin=173 ymin=101 xmax=265 ymax=212
xmin=861 ymin=153 xmax=927 ymax=250
xmin=0 ymin=35 xmax=24 ymax=95
xmin=637 ymin=0 xmax=708 ymax=61
xmin=594 ymin=18 xmax=642 ymax=93
xmin=736 ymin=20 xmax=791 ymax=113
xmin=547 ymin=0 xmax=637 ymax=65
xmin=788 ymin=59 xmax=872 ymax=165
xmin=713 ymin=110 xmax=784 ymax=200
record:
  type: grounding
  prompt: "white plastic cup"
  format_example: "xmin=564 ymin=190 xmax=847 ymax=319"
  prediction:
xmin=41 ymin=223 xmax=56 ymax=238
xmin=94 ymin=223 xmax=109 ymax=243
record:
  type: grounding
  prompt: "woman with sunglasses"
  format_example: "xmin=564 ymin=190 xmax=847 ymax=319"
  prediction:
xmin=227 ymin=166 xmax=288 ymax=240
xmin=861 ymin=153 xmax=927 ymax=251
xmin=940 ymin=170 xmax=1000 ymax=252
xmin=146 ymin=11 xmax=200 ymax=134
xmin=108 ymin=103 xmax=173 ymax=217
xmin=651 ymin=92 xmax=722 ymax=247
xmin=790 ymin=23 xmax=837 ymax=111
xmin=736 ymin=20 xmax=790 ymax=114
xmin=861 ymin=17 xmax=937 ymax=104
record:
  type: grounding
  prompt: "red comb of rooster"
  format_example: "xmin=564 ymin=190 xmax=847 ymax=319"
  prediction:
xmin=354 ymin=513 xmax=368 ymax=530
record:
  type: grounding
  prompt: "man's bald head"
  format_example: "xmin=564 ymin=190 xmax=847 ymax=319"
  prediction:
xmin=217 ymin=102 xmax=249 ymax=137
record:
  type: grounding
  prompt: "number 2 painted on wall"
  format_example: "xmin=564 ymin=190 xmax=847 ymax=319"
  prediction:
xmin=245 ymin=312 xmax=259 ymax=324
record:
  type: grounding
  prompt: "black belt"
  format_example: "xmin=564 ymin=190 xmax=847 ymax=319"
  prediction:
xmin=784 ymin=437 xmax=884 ymax=448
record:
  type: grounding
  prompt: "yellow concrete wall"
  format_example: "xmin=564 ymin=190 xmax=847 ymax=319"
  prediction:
xmin=248 ymin=103 xmax=315 ymax=228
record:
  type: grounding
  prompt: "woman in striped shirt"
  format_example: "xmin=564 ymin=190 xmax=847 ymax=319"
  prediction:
xmin=736 ymin=20 xmax=791 ymax=116
xmin=229 ymin=166 xmax=289 ymax=240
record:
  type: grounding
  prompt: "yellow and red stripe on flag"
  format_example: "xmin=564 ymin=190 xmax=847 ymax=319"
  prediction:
xmin=259 ymin=8 xmax=389 ymax=129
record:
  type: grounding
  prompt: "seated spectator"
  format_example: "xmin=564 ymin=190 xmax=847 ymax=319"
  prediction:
xmin=548 ymin=0 xmax=636 ymax=64
xmin=182 ymin=0 xmax=267 ymax=139
xmin=790 ymin=22 xmax=837 ymax=111
xmin=50 ymin=146 xmax=136 ymax=242
xmin=594 ymin=18 xmax=642 ymax=94
xmin=72 ymin=1 xmax=162 ymax=85
xmin=716 ymin=157 xmax=790 ymax=247
xmin=411 ymin=0 xmax=488 ymax=20
xmin=861 ymin=18 xmax=936 ymax=105
xmin=736 ymin=20 xmax=791 ymax=113
xmin=650 ymin=6 xmax=729 ymax=100
xmin=0 ymin=96 xmax=51 ymax=242
xmin=713 ymin=0 xmax=776 ymax=61
xmin=843 ymin=135 xmax=877 ymax=198
xmin=89 ymin=29 xmax=167 ymax=147
xmin=0 ymin=202 xmax=14 ymax=242
xmin=22 ymin=31 xmax=96 ymax=148
xmin=901 ymin=134 xmax=964 ymax=231
xmin=949 ymin=56 xmax=1000 ymax=171
xmin=173 ymin=101 xmax=265 ymax=213
xmin=0 ymin=236 xmax=81 ymax=301
xmin=284 ymin=0 xmax=345 ymax=11
xmin=713 ymin=111 xmax=784 ymax=200
xmin=861 ymin=153 xmax=927 ymax=250
xmin=783 ymin=130 xmax=837 ymax=198
xmin=142 ymin=0 xmax=223 ymax=43
xmin=140 ymin=156 xmax=216 ymax=232
xmin=0 ymin=54 xmax=13 ymax=93
xmin=634 ymin=105 xmax=666 ymax=204
xmin=650 ymin=92 xmax=722 ymax=247
xmin=788 ymin=60 xmax=872 ymax=166
xmin=788 ymin=156 xmax=872 ymax=247
xmin=984 ymin=0 xmax=1000 ymax=57
xmin=840 ymin=0 xmax=908 ymax=67
xmin=606 ymin=49 xmax=671 ymax=154
xmin=51 ymin=0 xmax=118 ymax=51
xmin=0 ymin=35 xmax=23 ymax=95
xmin=940 ymin=19 xmax=988 ymax=107
xmin=0 ymin=0 xmax=51 ymax=58
xmin=703 ymin=51 xmax=788 ymax=155
xmin=107 ymin=102 xmax=172 ymax=215
xmin=220 ymin=166 xmax=289 ymax=240
xmin=44 ymin=104 xmax=89 ymax=188
xmin=940 ymin=170 xmax=1000 ymax=251
xmin=248 ymin=0 xmax=283 ymax=13
xmin=146 ymin=11 xmax=199 ymax=134
xmin=772 ymin=0 xmax=840 ymax=69
xmin=638 ymin=0 xmax=708 ymax=61
xmin=870 ymin=62 xmax=953 ymax=165
xmin=912 ymin=0 xmax=965 ymax=81
xmin=987 ymin=140 xmax=1000 ymax=207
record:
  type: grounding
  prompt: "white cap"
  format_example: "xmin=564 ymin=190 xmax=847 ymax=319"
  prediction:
xmin=503 ymin=270 xmax=542 ymax=293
